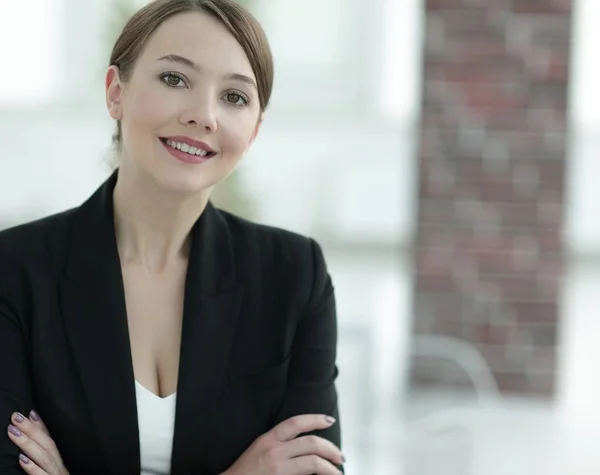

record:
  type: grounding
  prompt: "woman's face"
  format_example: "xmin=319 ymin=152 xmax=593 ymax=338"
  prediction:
xmin=105 ymin=11 xmax=262 ymax=195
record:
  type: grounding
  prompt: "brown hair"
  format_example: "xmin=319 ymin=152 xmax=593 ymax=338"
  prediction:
xmin=108 ymin=0 xmax=274 ymax=151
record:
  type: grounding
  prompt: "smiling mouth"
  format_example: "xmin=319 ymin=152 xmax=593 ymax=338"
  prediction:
xmin=160 ymin=137 xmax=217 ymax=158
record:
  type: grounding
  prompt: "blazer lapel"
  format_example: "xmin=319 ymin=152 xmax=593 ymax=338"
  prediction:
xmin=59 ymin=172 xmax=140 ymax=474
xmin=170 ymin=202 xmax=244 ymax=475
xmin=59 ymin=171 xmax=245 ymax=474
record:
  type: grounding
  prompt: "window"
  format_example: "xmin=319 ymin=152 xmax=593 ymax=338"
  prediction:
xmin=254 ymin=0 xmax=421 ymax=120
xmin=0 ymin=0 xmax=64 ymax=105
xmin=380 ymin=0 xmax=422 ymax=120
xmin=254 ymin=0 xmax=364 ymax=114
xmin=566 ymin=0 xmax=600 ymax=251
xmin=259 ymin=0 xmax=345 ymax=66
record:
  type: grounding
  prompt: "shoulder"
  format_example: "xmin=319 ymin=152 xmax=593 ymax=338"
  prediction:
xmin=216 ymin=207 xmax=324 ymax=269
xmin=215 ymin=208 xmax=332 ymax=316
xmin=0 ymin=208 xmax=76 ymax=270
xmin=214 ymin=208 xmax=330 ymax=301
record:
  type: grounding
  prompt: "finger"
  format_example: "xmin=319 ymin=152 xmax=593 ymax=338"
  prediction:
xmin=271 ymin=414 xmax=337 ymax=442
xmin=7 ymin=424 xmax=52 ymax=472
xmin=11 ymin=412 xmax=56 ymax=454
xmin=287 ymin=454 xmax=342 ymax=475
xmin=18 ymin=453 xmax=47 ymax=475
xmin=28 ymin=410 xmax=50 ymax=436
xmin=282 ymin=435 xmax=344 ymax=466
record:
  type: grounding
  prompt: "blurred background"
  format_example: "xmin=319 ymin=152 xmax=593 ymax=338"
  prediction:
xmin=1 ymin=0 xmax=599 ymax=473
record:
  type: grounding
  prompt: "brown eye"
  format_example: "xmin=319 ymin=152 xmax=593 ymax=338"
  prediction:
xmin=167 ymin=75 xmax=181 ymax=86
xmin=168 ymin=75 xmax=183 ymax=87
xmin=226 ymin=92 xmax=247 ymax=106
xmin=160 ymin=72 xmax=186 ymax=88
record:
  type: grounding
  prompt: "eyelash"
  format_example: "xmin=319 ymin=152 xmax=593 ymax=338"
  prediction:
xmin=158 ymin=71 xmax=251 ymax=108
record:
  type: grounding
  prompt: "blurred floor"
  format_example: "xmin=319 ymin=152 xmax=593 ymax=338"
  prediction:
xmin=331 ymin=254 xmax=600 ymax=475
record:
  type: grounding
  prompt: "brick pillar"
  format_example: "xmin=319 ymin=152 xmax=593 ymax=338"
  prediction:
xmin=411 ymin=0 xmax=572 ymax=397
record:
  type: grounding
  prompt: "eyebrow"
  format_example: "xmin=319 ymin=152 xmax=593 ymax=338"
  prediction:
xmin=157 ymin=54 xmax=257 ymax=89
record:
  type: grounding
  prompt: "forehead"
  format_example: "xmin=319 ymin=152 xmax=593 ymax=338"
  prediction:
xmin=138 ymin=11 xmax=255 ymax=79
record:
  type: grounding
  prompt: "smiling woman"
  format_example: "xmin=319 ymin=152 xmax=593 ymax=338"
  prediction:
xmin=0 ymin=1 xmax=344 ymax=474
xmin=106 ymin=0 xmax=271 ymax=195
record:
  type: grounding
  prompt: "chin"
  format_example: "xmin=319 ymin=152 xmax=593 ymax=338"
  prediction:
xmin=137 ymin=148 xmax=236 ymax=197
xmin=155 ymin=174 xmax=213 ymax=197
xmin=149 ymin=163 xmax=221 ymax=197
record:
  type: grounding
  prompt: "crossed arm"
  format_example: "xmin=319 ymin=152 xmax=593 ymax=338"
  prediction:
xmin=1 ymin=239 xmax=344 ymax=474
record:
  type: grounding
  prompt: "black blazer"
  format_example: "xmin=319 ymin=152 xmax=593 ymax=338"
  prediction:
xmin=0 ymin=172 xmax=342 ymax=474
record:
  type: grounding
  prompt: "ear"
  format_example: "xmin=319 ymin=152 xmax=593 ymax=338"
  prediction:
xmin=105 ymin=66 xmax=124 ymax=121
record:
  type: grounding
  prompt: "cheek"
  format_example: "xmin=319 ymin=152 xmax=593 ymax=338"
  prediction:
xmin=128 ymin=88 xmax=178 ymax=135
xmin=219 ymin=112 xmax=258 ymax=154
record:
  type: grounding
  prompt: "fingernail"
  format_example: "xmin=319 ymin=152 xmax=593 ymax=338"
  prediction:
xmin=19 ymin=454 xmax=30 ymax=464
xmin=13 ymin=413 xmax=25 ymax=424
xmin=29 ymin=410 xmax=40 ymax=422
xmin=324 ymin=415 xmax=336 ymax=424
xmin=341 ymin=454 xmax=347 ymax=463
xmin=8 ymin=424 xmax=22 ymax=437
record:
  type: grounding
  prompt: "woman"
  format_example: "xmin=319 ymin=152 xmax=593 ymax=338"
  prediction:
xmin=0 ymin=0 xmax=344 ymax=473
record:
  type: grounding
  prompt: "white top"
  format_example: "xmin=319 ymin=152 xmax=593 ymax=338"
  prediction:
xmin=135 ymin=381 xmax=177 ymax=475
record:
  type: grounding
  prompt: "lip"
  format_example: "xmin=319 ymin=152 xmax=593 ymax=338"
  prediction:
xmin=160 ymin=138 xmax=215 ymax=165
xmin=162 ymin=135 xmax=216 ymax=153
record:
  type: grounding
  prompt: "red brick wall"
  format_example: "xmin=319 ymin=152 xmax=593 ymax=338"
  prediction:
xmin=410 ymin=0 xmax=572 ymax=397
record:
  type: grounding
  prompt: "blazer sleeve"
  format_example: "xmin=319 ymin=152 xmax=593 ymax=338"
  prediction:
xmin=0 ymin=254 xmax=36 ymax=473
xmin=273 ymin=238 xmax=344 ymax=472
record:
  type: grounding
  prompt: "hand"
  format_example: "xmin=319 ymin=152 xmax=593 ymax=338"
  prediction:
xmin=224 ymin=414 xmax=344 ymax=475
xmin=7 ymin=410 xmax=69 ymax=475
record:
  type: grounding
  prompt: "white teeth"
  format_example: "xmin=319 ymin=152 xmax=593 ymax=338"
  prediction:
xmin=165 ymin=139 xmax=212 ymax=157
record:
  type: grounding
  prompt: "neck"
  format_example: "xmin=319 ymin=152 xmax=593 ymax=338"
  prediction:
xmin=112 ymin=167 xmax=209 ymax=272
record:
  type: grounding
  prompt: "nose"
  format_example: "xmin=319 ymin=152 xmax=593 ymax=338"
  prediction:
xmin=180 ymin=95 xmax=218 ymax=133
